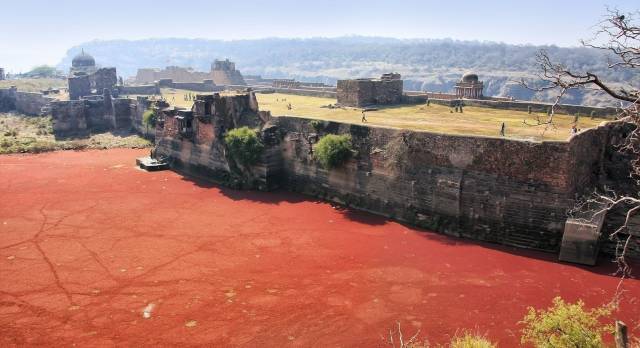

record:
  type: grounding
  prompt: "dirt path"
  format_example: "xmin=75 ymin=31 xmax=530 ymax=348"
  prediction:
xmin=1 ymin=149 xmax=638 ymax=347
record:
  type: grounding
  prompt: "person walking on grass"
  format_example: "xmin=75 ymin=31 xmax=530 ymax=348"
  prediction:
xmin=361 ymin=110 xmax=367 ymax=123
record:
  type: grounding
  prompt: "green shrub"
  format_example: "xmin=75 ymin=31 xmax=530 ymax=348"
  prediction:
xmin=142 ymin=109 xmax=157 ymax=127
xmin=314 ymin=134 xmax=353 ymax=169
xmin=449 ymin=331 xmax=496 ymax=348
xmin=224 ymin=126 xmax=264 ymax=166
xmin=309 ymin=119 xmax=324 ymax=131
xmin=520 ymin=297 xmax=613 ymax=348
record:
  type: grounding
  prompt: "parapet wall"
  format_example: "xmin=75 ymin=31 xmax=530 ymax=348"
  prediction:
xmin=118 ymin=85 xmax=160 ymax=95
xmin=157 ymin=79 xmax=224 ymax=92
xmin=251 ymin=87 xmax=337 ymax=98
xmin=418 ymin=95 xmax=618 ymax=118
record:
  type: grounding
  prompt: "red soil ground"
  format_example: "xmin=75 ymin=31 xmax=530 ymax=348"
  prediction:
xmin=0 ymin=149 xmax=638 ymax=347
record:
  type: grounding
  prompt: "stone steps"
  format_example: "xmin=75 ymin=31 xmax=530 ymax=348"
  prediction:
xmin=504 ymin=232 xmax=548 ymax=250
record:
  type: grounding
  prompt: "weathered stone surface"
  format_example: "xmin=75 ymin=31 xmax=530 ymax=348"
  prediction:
xmin=559 ymin=218 xmax=603 ymax=265
xmin=337 ymin=73 xmax=403 ymax=107
xmin=51 ymin=95 xmax=143 ymax=137
xmin=0 ymin=87 xmax=55 ymax=116
xmin=155 ymin=92 xmax=277 ymax=190
xmin=152 ymin=92 xmax=633 ymax=258
xmin=135 ymin=66 xmax=211 ymax=84
xmin=68 ymin=74 xmax=91 ymax=100
xmin=211 ymin=59 xmax=246 ymax=86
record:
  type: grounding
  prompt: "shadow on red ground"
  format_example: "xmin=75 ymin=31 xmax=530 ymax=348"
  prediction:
xmin=0 ymin=149 xmax=638 ymax=347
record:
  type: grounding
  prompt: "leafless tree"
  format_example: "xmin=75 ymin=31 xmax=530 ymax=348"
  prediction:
xmin=523 ymin=9 xmax=639 ymax=276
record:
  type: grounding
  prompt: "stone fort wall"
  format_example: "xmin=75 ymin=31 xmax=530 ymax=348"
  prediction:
xmin=274 ymin=117 xmax=612 ymax=251
xmin=153 ymin=92 xmax=637 ymax=258
xmin=50 ymin=92 xmax=149 ymax=138
xmin=0 ymin=87 xmax=56 ymax=116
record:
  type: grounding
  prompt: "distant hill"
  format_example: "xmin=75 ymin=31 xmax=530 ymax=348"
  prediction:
xmin=57 ymin=37 xmax=637 ymax=106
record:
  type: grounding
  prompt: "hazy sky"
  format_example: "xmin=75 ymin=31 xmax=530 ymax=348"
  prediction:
xmin=0 ymin=0 xmax=637 ymax=72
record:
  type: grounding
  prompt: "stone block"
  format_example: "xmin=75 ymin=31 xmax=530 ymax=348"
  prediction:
xmin=559 ymin=212 xmax=606 ymax=265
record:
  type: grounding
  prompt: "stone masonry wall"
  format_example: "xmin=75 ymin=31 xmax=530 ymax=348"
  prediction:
xmin=118 ymin=85 xmax=160 ymax=95
xmin=0 ymin=87 xmax=17 ymax=112
xmin=51 ymin=96 xmax=138 ymax=137
xmin=15 ymin=92 xmax=55 ymax=116
xmin=155 ymin=92 xmax=278 ymax=190
xmin=152 ymin=92 xmax=634 ymax=257
xmin=337 ymin=78 xmax=403 ymax=107
xmin=157 ymin=79 xmax=223 ymax=92
xmin=272 ymin=117 xmax=607 ymax=252
xmin=0 ymin=88 xmax=54 ymax=116
xmin=51 ymin=100 xmax=87 ymax=136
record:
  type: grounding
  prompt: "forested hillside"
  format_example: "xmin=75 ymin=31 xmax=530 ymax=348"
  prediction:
xmin=58 ymin=37 xmax=637 ymax=106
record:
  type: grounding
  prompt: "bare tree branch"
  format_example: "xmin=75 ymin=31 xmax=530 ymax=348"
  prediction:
xmin=524 ymin=9 xmax=639 ymax=278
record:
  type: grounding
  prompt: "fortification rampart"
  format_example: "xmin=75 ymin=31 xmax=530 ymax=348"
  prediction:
xmin=0 ymin=87 xmax=55 ymax=116
xmin=153 ymin=91 xmax=637 ymax=260
xmin=51 ymin=92 xmax=149 ymax=138
xmin=274 ymin=117 xmax=611 ymax=251
xmin=118 ymin=84 xmax=160 ymax=95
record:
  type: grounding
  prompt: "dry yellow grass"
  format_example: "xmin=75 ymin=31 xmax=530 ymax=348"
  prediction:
xmin=257 ymin=93 xmax=606 ymax=141
xmin=160 ymin=89 xmax=608 ymax=141
xmin=160 ymin=88 xmax=246 ymax=109
xmin=0 ymin=112 xmax=151 ymax=154
xmin=0 ymin=78 xmax=67 ymax=92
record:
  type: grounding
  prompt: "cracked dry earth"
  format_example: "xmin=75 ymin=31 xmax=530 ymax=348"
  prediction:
xmin=1 ymin=149 xmax=639 ymax=347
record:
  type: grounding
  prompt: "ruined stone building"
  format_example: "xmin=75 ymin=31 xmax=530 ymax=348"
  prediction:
xmin=336 ymin=73 xmax=403 ymax=107
xmin=135 ymin=66 xmax=211 ymax=84
xmin=211 ymin=59 xmax=246 ymax=86
xmin=455 ymin=73 xmax=484 ymax=99
xmin=50 ymin=89 xmax=154 ymax=138
xmin=0 ymin=68 xmax=5 ymax=80
xmin=132 ymin=59 xmax=246 ymax=86
xmin=68 ymin=50 xmax=117 ymax=100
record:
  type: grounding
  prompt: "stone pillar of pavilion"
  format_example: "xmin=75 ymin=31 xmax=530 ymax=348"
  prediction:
xmin=454 ymin=73 xmax=484 ymax=99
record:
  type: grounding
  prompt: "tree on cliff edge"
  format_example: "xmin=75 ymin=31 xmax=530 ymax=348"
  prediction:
xmin=524 ymin=9 xmax=639 ymax=276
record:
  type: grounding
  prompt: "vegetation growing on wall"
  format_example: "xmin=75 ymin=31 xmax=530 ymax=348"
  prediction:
xmin=142 ymin=109 xmax=157 ymax=127
xmin=309 ymin=119 xmax=324 ymax=131
xmin=224 ymin=126 xmax=264 ymax=166
xmin=314 ymin=134 xmax=353 ymax=169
